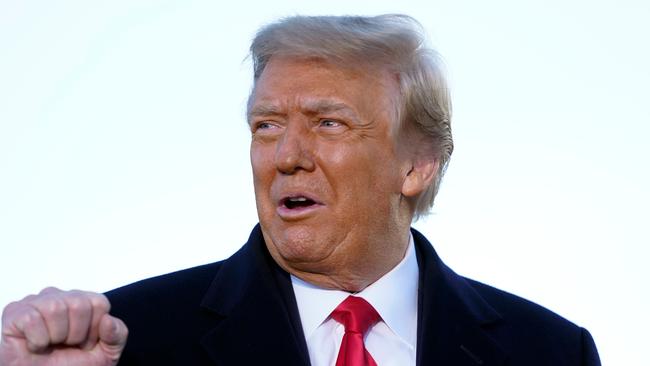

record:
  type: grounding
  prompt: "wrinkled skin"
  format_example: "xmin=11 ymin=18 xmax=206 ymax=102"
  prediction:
xmin=249 ymin=56 xmax=437 ymax=291
xmin=0 ymin=287 xmax=128 ymax=366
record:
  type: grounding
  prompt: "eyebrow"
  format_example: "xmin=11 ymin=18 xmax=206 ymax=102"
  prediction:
xmin=303 ymin=100 xmax=354 ymax=115
xmin=248 ymin=100 xmax=362 ymax=124
xmin=248 ymin=104 xmax=283 ymax=120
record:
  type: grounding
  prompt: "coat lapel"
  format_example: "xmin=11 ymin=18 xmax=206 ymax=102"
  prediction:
xmin=413 ymin=229 xmax=508 ymax=366
xmin=197 ymin=225 xmax=507 ymax=365
xmin=199 ymin=225 xmax=310 ymax=366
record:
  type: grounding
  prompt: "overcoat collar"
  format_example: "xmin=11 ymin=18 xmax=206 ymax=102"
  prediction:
xmin=412 ymin=229 xmax=507 ymax=365
xmin=199 ymin=224 xmax=309 ymax=365
xmin=199 ymin=225 xmax=508 ymax=365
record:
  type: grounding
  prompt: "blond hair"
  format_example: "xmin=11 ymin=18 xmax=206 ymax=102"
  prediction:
xmin=249 ymin=14 xmax=453 ymax=218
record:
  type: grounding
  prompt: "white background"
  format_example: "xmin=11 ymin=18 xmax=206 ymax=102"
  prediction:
xmin=1 ymin=1 xmax=648 ymax=364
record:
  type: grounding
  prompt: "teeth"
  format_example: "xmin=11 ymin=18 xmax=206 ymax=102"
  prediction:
xmin=289 ymin=197 xmax=307 ymax=202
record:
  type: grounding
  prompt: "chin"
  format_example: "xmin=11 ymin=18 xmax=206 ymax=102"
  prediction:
xmin=265 ymin=224 xmax=338 ymax=264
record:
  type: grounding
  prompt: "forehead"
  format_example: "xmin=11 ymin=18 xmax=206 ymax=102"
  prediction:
xmin=248 ymin=56 xmax=400 ymax=120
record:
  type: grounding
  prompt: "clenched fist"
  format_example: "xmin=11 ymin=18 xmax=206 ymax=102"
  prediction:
xmin=0 ymin=287 xmax=128 ymax=366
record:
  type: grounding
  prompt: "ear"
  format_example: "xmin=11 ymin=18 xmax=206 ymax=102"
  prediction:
xmin=401 ymin=157 xmax=439 ymax=198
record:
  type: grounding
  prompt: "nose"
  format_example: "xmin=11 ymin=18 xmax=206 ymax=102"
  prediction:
xmin=274 ymin=123 xmax=315 ymax=174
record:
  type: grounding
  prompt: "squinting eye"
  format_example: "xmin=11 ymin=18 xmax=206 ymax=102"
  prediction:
xmin=254 ymin=122 xmax=276 ymax=131
xmin=320 ymin=119 xmax=340 ymax=128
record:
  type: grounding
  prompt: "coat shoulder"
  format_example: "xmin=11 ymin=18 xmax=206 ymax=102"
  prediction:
xmin=106 ymin=261 xmax=224 ymax=310
xmin=463 ymin=277 xmax=600 ymax=365
xmin=105 ymin=261 xmax=227 ymax=365
xmin=465 ymin=277 xmax=575 ymax=328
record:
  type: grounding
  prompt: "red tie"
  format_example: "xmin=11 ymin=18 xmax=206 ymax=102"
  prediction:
xmin=331 ymin=296 xmax=381 ymax=366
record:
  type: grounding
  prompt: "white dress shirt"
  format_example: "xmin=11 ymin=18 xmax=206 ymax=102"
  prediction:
xmin=291 ymin=235 xmax=419 ymax=366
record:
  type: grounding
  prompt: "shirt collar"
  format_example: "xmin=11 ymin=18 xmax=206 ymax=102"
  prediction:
xmin=291 ymin=233 xmax=419 ymax=348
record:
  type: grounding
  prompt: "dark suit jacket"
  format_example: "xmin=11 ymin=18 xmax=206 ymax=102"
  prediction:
xmin=106 ymin=224 xmax=600 ymax=365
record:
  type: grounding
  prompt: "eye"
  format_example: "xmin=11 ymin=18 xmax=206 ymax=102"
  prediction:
xmin=252 ymin=121 xmax=278 ymax=132
xmin=319 ymin=119 xmax=341 ymax=128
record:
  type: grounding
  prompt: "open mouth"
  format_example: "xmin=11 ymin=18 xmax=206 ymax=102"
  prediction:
xmin=281 ymin=196 xmax=318 ymax=210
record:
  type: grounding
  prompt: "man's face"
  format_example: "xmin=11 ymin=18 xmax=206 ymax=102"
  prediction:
xmin=249 ymin=56 xmax=415 ymax=290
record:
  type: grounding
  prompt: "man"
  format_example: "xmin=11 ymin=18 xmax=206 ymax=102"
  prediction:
xmin=0 ymin=15 xmax=600 ymax=366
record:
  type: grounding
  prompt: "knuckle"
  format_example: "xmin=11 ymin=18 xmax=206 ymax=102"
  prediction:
xmin=39 ymin=286 xmax=62 ymax=295
xmin=1 ymin=301 xmax=22 ymax=326
xmin=20 ymin=293 xmax=37 ymax=303
xmin=19 ymin=308 xmax=43 ymax=329
xmin=39 ymin=297 xmax=67 ymax=316
xmin=65 ymin=295 xmax=91 ymax=315
xmin=28 ymin=293 xmax=69 ymax=319
xmin=87 ymin=293 xmax=111 ymax=313
xmin=2 ymin=301 xmax=19 ymax=316
xmin=3 ymin=301 xmax=32 ymax=322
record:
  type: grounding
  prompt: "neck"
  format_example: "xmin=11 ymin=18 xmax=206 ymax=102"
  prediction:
xmin=279 ymin=228 xmax=412 ymax=292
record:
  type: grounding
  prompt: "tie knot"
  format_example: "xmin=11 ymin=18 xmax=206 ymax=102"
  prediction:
xmin=331 ymin=296 xmax=380 ymax=335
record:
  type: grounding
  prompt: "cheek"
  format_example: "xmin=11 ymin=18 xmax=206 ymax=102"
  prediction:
xmin=250 ymin=145 xmax=273 ymax=182
xmin=250 ymin=145 xmax=277 ymax=211
xmin=348 ymin=153 xmax=405 ymax=207
xmin=317 ymin=147 xmax=361 ymax=191
xmin=321 ymin=145 xmax=398 ymax=201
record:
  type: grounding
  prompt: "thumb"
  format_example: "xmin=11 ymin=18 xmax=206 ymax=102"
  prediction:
xmin=97 ymin=314 xmax=128 ymax=359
